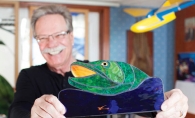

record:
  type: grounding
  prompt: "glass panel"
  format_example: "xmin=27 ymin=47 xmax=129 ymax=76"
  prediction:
xmin=59 ymin=60 xmax=164 ymax=117
xmin=32 ymin=37 xmax=46 ymax=65
xmin=0 ymin=2 xmax=17 ymax=117
xmin=72 ymin=12 xmax=86 ymax=60
xmin=19 ymin=8 xmax=31 ymax=70
xmin=0 ymin=5 xmax=15 ymax=87
xmin=59 ymin=78 xmax=164 ymax=117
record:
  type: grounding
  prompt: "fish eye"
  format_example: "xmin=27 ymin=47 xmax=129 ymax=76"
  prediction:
xmin=101 ymin=62 xmax=108 ymax=66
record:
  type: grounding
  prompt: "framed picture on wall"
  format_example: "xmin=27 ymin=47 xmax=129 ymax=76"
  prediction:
xmin=26 ymin=6 xmax=89 ymax=66
xmin=185 ymin=17 xmax=195 ymax=41
xmin=126 ymin=31 xmax=153 ymax=76
xmin=176 ymin=53 xmax=195 ymax=82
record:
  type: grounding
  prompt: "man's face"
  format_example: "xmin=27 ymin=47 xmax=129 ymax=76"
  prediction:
xmin=35 ymin=14 xmax=74 ymax=68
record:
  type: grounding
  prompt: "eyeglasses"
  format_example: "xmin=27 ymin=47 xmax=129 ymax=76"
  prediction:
xmin=35 ymin=30 xmax=70 ymax=43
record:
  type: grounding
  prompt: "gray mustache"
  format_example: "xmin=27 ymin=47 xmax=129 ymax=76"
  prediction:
xmin=42 ymin=45 xmax=66 ymax=54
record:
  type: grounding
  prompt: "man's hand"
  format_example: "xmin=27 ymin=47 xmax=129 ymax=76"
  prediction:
xmin=156 ymin=89 xmax=188 ymax=118
xmin=31 ymin=95 xmax=66 ymax=118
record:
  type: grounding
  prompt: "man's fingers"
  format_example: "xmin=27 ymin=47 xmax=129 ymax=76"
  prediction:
xmin=31 ymin=109 xmax=42 ymax=118
xmin=31 ymin=95 xmax=66 ymax=118
xmin=38 ymin=99 xmax=63 ymax=118
xmin=32 ymin=104 xmax=52 ymax=118
xmin=158 ymin=103 xmax=188 ymax=118
xmin=175 ymin=94 xmax=188 ymax=111
xmin=31 ymin=113 xmax=42 ymax=118
xmin=157 ymin=89 xmax=189 ymax=118
xmin=182 ymin=103 xmax=189 ymax=118
xmin=162 ymin=89 xmax=182 ymax=110
xmin=173 ymin=103 xmax=189 ymax=118
xmin=157 ymin=106 xmax=181 ymax=118
xmin=44 ymin=95 xmax=66 ymax=114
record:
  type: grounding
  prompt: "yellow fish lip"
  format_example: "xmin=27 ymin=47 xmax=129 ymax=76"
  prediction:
xmin=71 ymin=65 xmax=96 ymax=78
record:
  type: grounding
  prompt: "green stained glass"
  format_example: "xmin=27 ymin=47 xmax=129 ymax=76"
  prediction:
xmin=130 ymin=66 xmax=149 ymax=89
xmin=69 ymin=60 xmax=150 ymax=95
xmin=70 ymin=75 xmax=117 ymax=88
xmin=69 ymin=78 xmax=132 ymax=95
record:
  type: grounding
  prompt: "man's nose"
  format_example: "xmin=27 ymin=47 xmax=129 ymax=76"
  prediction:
xmin=48 ymin=35 xmax=55 ymax=41
xmin=47 ymin=35 xmax=58 ymax=47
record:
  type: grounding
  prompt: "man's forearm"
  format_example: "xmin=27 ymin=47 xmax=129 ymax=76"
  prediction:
xmin=9 ymin=106 xmax=30 ymax=118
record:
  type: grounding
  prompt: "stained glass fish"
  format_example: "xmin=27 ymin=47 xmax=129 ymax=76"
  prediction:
xmin=69 ymin=60 xmax=154 ymax=95
xmin=59 ymin=60 xmax=164 ymax=117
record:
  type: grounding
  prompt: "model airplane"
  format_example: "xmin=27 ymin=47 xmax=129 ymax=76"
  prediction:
xmin=124 ymin=0 xmax=195 ymax=33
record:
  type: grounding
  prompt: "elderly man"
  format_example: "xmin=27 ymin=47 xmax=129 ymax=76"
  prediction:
xmin=9 ymin=5 xmax=188 ymax=118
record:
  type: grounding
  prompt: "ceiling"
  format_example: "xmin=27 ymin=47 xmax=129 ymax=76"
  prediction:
xmin=17 ymin=0 xmax=166 ymax=8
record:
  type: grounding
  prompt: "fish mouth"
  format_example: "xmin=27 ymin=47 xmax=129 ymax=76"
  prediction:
xmin=71 ymin=65 xmax=96 ymax=77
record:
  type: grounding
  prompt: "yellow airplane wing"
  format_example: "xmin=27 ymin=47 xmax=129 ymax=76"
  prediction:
xmin=123 ymin=0 xmax=171 ymax=17
xmin=123 ymin=8 xmax=151 ymax=17
xmin=168 ymin=0 xmax=188 ymax=4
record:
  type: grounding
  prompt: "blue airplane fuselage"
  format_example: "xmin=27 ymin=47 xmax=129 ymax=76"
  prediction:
xmin=155 ymin=1 xmax=195 ymax=20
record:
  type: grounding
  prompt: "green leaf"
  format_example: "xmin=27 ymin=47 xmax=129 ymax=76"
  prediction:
xmin=0 ymin=40 xmax=5 ymax=45
xmin=0 ymin=74 xmax=14 ymax=116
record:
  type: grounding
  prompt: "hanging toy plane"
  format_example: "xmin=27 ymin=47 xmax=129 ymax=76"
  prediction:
xmin=124 ymin=0 xmax=195 ymax=33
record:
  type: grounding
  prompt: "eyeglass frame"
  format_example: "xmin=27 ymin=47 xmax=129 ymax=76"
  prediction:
xmin=34 ymin=30 xmax=70 ymax=43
